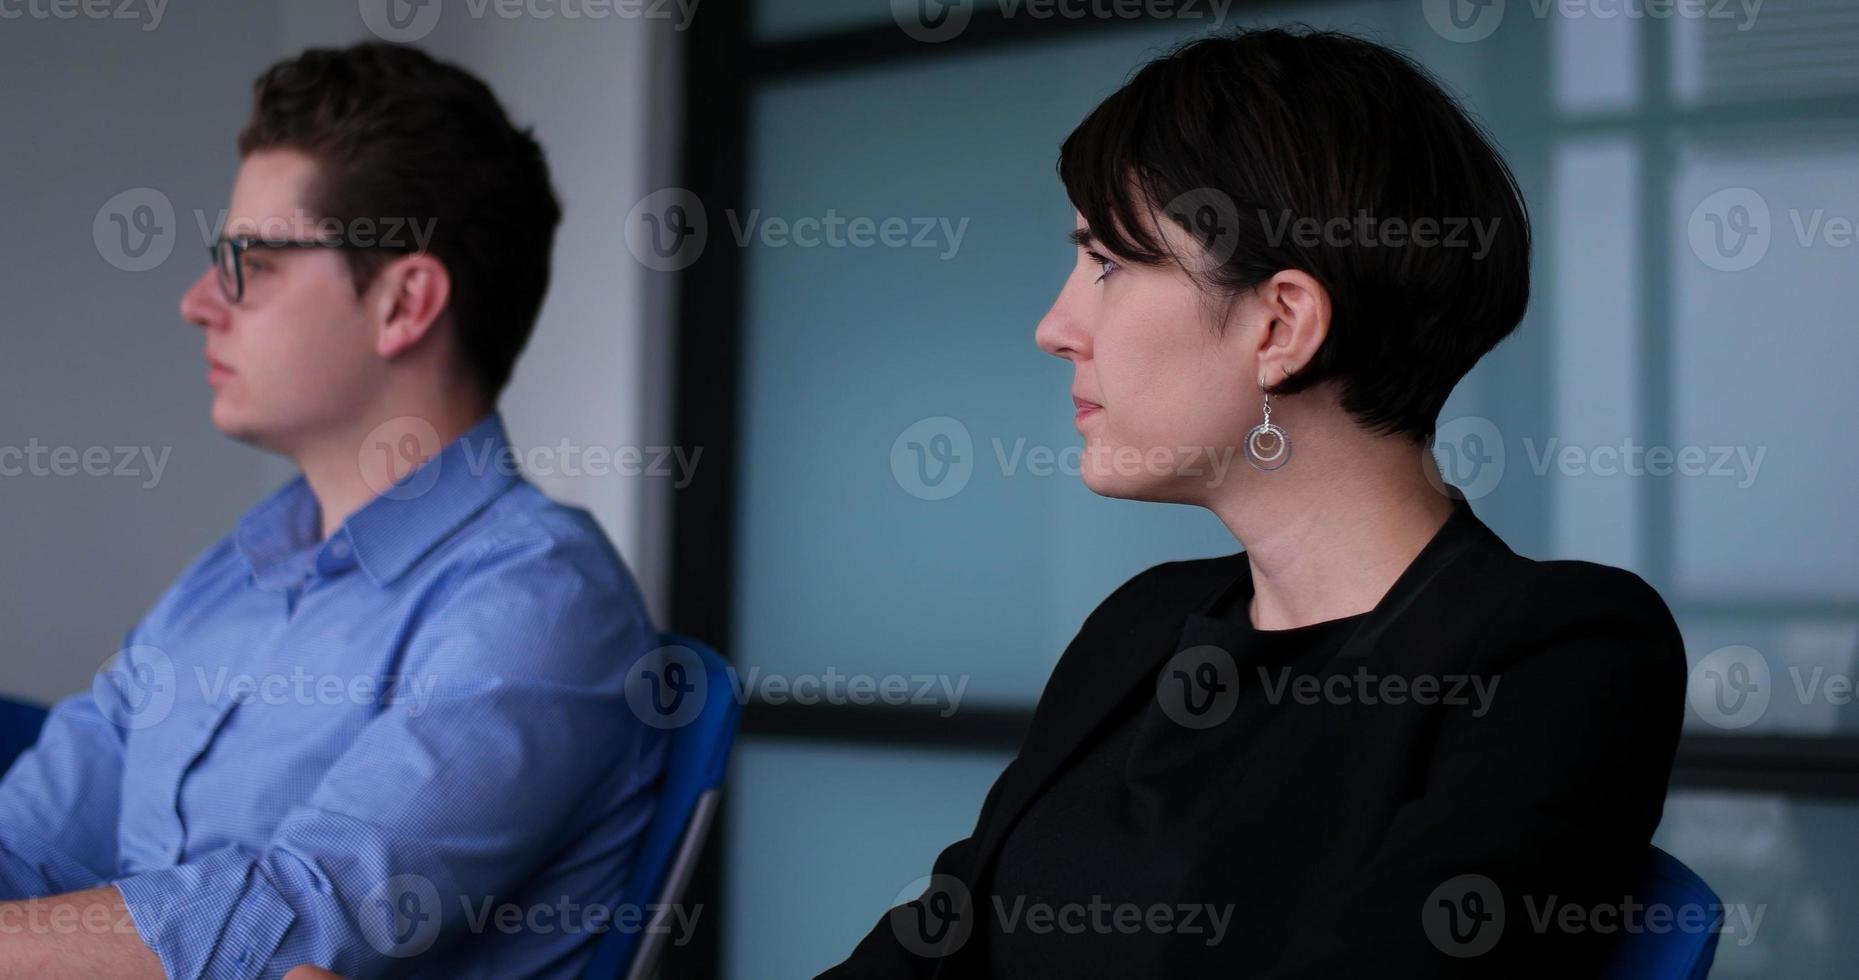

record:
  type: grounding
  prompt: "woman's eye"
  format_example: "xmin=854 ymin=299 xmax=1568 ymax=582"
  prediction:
xmin=1088 ymin=250 xmax=1118 ymax=283
xmin=243 ymin=258 xmax=269 ymax=275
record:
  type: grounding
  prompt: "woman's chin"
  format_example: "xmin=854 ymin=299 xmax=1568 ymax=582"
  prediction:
xmin=1079 ymin=467 xmax=1171 ymax=504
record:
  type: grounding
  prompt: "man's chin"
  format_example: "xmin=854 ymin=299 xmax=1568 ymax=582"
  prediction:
xmin=209 ymin=399 xmax=269 ymax=447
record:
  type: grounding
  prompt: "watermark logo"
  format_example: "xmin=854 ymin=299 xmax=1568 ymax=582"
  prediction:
xmin=891 ymin=0 xmax=972 ymax=41
xmin=1688 ymin=187 xmax=1770 ymax=273
xmin=1688 ymin=187 xmax=1859 ymax=272
xmin=361 ymin=0 xmax=699 ymax=40
xmin=359 ymin=0 xmax=444 ymax=40
xmin=458 ymin=896 xmax=702 ymax=940
xmin=1259 ymin=209 xmax=1504 ymax=260
xmin=890 ymin=417 xmax=1244 ymax=500
xmin=1424 ymin=874 xmax=1505 ymax=957
xmin=194 ymin=667 xmax=439 ymax=717
xmin=1427 ymin=416 xmax=1764 ymax=499
xmin=361 ymin=874 xmax=444 ymax=957
xmin=893 ymin=0 xmax=1231 ymax=41
xmin=620 ymin=192 xmax=968 ymax=268
xmin=992 ymin=895 xmax=1234 ymax=944
xmin=0 ymin=441 xmax=171 ymax=489
xmin=360 ymin=416 xmax=446 ymax=501
xmin=625 ymin=187 xmax=707 ymax=272
xmin=625 ymin=642 xmax=709 ymax=730
xmin=1425 ymin=0 xmax=1760 ymax=43
xmin=1165 ymin=188 xmax=1242 ymax=268
xmin=93 ymin=188 xmax=176 ymax=273
xmin=1156 ymin=644 xmax=1239 ymax=729
xmin=357 ymin=419 xmax=705 ymax=501
xmin=890 ymin=874 xmax=973 ymax=957
xmin=1423 ymin=0 xmax=1506 ymax=42
xmin=1428 ymin=416 xmax=1506 ymax=501
xmin=92 ymin=644 xmax=176 ymax=730
xmin=724 ymin=210 xmax=969 ymax=259
xmin=624 ymin=649 xmax=969 ymax=727
xmin=892 ymin=416 xmax=975 ymax=501
xmin=0 ymin=0 xmax=167 ymax=31
xmin=1688 ymin=644 xmax=1770 ymax=729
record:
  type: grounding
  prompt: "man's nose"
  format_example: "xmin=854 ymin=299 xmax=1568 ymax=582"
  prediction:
xmin=180 ymin=267 xmax=228 ymax=330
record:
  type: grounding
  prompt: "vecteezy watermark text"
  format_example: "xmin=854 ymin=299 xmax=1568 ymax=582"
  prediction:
xmin=0 ymin=0 xmax=167 ymax=31
xmin=0 ymin=441 xmax=170 ymax=489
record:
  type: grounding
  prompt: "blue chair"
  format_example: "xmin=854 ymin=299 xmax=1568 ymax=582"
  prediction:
xmin=1602 ymin=846 xmax=1723 ymax=979
xmin=583 ymin=632 xmax=741 ymax=980
xmin=0 ymin=696 xmax=49 ymax=775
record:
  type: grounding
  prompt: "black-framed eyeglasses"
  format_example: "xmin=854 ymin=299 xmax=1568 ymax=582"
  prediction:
xmin=208 ymin=235 xmax=418 ymax=304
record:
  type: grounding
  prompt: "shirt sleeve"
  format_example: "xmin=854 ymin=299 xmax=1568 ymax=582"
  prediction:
xmin=111 ymin=528 xmax=666 ymax=978
xmin=0 ymin=640 xmax=140 ymax=900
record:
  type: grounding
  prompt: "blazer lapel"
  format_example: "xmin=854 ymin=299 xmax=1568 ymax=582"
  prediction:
xmin=958 ymin=494 xmax=1506 ymax=901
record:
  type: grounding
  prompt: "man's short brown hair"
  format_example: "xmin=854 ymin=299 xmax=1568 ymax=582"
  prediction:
xmin=239 ymin=42 xmax=562 ymax=398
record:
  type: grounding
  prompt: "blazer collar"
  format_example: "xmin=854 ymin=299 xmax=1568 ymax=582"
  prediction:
xmin=956 ymin=492 xmax=1509 ymax=928
xmin=1180 ymin=492 xmax=1505 ymax=663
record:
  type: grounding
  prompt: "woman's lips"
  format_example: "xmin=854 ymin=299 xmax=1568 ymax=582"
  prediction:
xmin=1072 ymin=397 xmax=1102 ymax=422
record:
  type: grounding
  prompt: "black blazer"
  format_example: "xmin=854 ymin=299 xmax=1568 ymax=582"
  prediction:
xmin=820 ymin=495 xmax=1687 ymax=978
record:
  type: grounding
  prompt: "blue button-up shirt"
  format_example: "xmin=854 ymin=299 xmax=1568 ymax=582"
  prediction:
xmin=0 ymin=413 xmax=668 ymax=978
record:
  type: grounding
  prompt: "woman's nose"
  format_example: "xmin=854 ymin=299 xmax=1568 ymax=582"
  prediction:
xmin=1035 ymin=282 xmax=1088 ymax=361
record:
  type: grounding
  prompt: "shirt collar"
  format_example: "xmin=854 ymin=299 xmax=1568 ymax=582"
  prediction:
xmin=235 ymin=412 xmax=521 ymax=589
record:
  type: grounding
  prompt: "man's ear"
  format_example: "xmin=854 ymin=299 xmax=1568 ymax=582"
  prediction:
xmin=371 ymin=253 xmax=452 ymax=360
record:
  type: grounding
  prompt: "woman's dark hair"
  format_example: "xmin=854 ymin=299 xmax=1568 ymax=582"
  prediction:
xmin=1059 ymin=26 xmax=1531 ymax=444
xmin=238 ymin=42 xmax=562 ymax=399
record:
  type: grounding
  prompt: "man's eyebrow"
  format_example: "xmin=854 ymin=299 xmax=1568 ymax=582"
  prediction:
xmin=1068 ymin=228 xmax=1096 ymax=249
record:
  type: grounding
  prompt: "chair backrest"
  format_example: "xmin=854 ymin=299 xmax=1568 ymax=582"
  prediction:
xmin=1601 ymin=846 xmax=1723 ymax=980
xmin=583 ymin=632 xmax=741 ymax=980
xmin=0 ymin=696 xmax=49 ymax=775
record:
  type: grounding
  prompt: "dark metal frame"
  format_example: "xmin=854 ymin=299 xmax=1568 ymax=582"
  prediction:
xmin=666 ymin=8 xmax=1859 ymax=977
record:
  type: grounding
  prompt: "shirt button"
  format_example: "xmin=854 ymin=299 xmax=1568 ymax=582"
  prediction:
xmin=329 ymin=540 xmax=352 ymax=558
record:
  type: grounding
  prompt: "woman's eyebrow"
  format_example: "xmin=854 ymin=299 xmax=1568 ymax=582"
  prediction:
xmin=1068 ymin=228 xmax=1096 ymax=249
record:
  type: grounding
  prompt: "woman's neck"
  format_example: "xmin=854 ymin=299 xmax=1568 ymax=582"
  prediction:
xmin=1208 ymin=424 xmax=1457 ymax=631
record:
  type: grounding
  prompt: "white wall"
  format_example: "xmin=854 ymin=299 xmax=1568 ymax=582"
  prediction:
xmin=0 ymin=1 xmax=679 ymax=702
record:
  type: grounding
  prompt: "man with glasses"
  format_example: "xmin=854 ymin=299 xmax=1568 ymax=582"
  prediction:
xmin=0 ymin=43 xmax=667 ymax=977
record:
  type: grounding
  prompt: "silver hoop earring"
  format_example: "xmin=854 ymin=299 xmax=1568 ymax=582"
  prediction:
xmin=1245 ymin=377 xmax=1291 ymax=471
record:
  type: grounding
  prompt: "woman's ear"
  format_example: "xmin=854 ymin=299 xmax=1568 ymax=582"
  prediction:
xmin=1250 ymin=269 xmax=1331 ymax=387
xmin=372 ymin=253 xmax=452 ymax=360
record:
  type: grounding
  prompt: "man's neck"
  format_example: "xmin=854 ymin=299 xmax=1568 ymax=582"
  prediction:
xmin=293 ymin=400 xmax=492 ymax=539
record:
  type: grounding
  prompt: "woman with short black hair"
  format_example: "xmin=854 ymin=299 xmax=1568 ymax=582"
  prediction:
xmin=823 ymin=26 xmax=1684 ymax=979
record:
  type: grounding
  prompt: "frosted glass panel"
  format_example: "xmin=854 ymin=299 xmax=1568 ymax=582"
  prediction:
xmin=1671 ymin=133 xmax=1859 ymax=603
xmin=722 ymin=739 xmax=1012 ymax=979
xmin=1555 ymin=8 xmax=1639 ymax=111
xmin=1657 ymin=789 xmax=1859 ymax=979
xmin=1680 ymin=613 xmax=1859 ymax=735
xmin=1671 ymin=0 xmax=1859 ymax=105
xmin=1549 ymin=138 xmax=1641 ymax=572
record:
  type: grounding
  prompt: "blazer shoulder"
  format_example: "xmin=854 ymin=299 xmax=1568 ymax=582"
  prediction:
xmin=1506 ymin=557 xmax=1677 ymax=627
xmin=1474 ymin=556 xmax=1686 ymax=682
